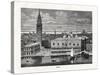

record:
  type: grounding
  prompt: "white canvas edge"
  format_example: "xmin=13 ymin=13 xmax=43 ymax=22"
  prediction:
xmin=12 ymin=1 xmax=98 ymax=74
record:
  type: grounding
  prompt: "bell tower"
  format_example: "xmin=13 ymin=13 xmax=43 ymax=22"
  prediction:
xmin=36 ymin=9 xmax=42 ymax=45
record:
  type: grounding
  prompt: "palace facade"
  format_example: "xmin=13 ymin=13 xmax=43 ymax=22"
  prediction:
xmin=51 ymin=34 xmax=81 ymax=49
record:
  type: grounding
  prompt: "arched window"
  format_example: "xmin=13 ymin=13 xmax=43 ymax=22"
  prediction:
xmin=53 ymin=42 xmax=55 ymax=45
xmin=65 ymin=43 xmax=67 ymax=46
xmin=62 ymin=43 xmax=64 ymax=45
xmin=57 ymin=43 xmax=59 ymax=45
xmin=69 ymin=43 xmax=71 ymax=45
xmin=77 ymin=43 xmax=79 ymax=46
xmin=73 ymin=43 xmax=75 ymax=46
xmin=30 ymin=52 xmax=31 ymax=55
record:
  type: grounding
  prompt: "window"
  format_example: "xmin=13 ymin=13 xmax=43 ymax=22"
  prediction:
xmin=62 ymin=43 xmax=64 ymax=45
xmin=52 ymin=60 xmax=56 ymax=63
xmin=53 ymin=42 xmax=55 ymax=45
xmin=77 ymin=43 xmax=79 ymax=46
xmin=57 ymin=43 xmax=59 ymax=45
xmin=26 ymin=60 xmax=29 ymax=62
xmin=73 ymin=43 xmax=75 ymax=46
xmin=69 ymin=43 xmax=71 ymax=45
xmin=65 ymin=43 xmax=67 ymax=46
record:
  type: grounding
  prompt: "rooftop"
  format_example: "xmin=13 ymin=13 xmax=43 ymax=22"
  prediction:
xmin=51 ymin=36 xmax=82 ymax=41
xmin=24 ymin=42 xmax=40 ymax=47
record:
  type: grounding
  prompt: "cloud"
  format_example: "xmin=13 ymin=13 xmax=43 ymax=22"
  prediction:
xmin=21 ymin=8 xmax=92 ymax=32
xmin=21 ymin=12 xmax=30 ymax=25
xmin=21 ymin=10 xmax=38 ymax=27
xmin=55 ymin=11 xmax=68 ymax=24
xmin=41 ymin=12 xmax=56 ymax=24
xmin=30 ymin=10 xmax=38 ymax=19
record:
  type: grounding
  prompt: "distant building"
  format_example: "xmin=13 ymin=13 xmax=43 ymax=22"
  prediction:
xmin=81 ymin=36 xmax=88 ymax=51
xmin=86 ymin=44 xmax=92 ymax=52
xmin=42 ymin=40 xmax=51 ymax=48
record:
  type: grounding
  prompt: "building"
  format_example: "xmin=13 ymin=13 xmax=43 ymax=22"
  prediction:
xmin=51 ymin=38 xmax=67 ymax=48
xmin=36 ymin=9 xmax=42 ymax=45
xmin=81 ymin=36 xmax=88 ymax=51
xmin=51 ymin=34 xmax=81 ymax=49
xmin=41 ymin=48 xmax=71 ymax=64
xmin=86 ymin=44 xmax=92 ymax=52
xmin=48 ymin=34 xmax=82 ymax=64
xmin=21 ymin=42 xmax=41 ymax=66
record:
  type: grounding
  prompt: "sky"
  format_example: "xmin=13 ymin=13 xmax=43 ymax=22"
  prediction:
xmin=21 ymin=8 xmax=92 ymax=32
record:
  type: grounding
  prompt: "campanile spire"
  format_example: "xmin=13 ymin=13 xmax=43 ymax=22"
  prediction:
xmin=36 ymin=9 xmax=42 ymax=44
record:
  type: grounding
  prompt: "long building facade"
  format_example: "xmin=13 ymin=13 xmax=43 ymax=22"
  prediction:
xmin=51 ymin=35 xmax=81 ymax=49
